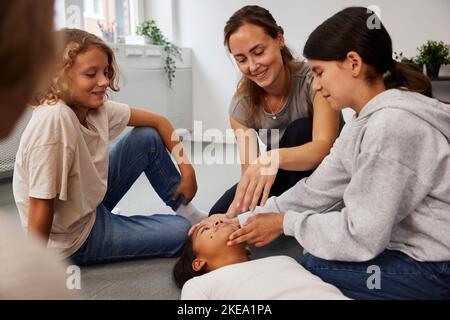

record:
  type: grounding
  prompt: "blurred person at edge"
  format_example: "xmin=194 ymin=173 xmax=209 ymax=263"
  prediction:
xmin=0 ymin=0 xmax=78 ymax=299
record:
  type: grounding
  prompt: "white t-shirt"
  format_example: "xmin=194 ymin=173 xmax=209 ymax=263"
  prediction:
xmin=13 ymin=100 xmax=130 ymax=257
xmin=181 ymin=255 xmax=349 ymax=300
xmin=0 ymin=214 xmax=78 ymax=299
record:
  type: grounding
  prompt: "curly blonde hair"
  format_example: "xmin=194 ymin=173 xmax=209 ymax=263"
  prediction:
xmin=32 ymin=28 xmax=120 ymax=106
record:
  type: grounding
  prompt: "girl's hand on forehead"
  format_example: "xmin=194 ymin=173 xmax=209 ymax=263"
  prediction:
xmin=187 ymin=215 xmax=221 ymax=237
xmin=188 ymin=222 xmax=202 ymax=237
xmin=187 ymin=214 xmax=240 ymax=237
xmin=188 ymin=218 xmax=214 ymax=237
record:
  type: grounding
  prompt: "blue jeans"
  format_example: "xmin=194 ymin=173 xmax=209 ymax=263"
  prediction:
xmin=302 ymin=250 xmax=450 ymax=299
xmin=70 ymin=127 xmax=191 ymax=266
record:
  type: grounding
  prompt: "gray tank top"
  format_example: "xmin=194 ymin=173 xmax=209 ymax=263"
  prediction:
xmin=229 ymin=63 xmax=315 ymax=148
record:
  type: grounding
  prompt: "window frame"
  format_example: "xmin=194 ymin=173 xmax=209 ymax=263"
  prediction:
xmin=83 ymin=0 xmax=105 ymax=20
xmin=55 ymin=0 xmax=151 ymax=39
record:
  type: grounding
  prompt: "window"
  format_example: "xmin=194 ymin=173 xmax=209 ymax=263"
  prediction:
xmin=55 ymin=0 xmax=141 ymax=43
xmin=83 ymin=0 xmax=103 ymax=19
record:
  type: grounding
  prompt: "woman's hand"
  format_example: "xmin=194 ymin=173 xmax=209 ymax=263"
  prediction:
xmin=234 ymin=151 xmax=279 ymax=212
xmin=174 ymin=164 xmax=198 ymax=204
xmin=225 ymin=198 xmax=243 ymax=218
xmin=227 ymin=213 xmax=284 ymax=247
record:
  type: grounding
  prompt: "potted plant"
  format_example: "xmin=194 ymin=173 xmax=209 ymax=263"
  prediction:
xmin=393 ymin=51 xmax=422 ymax=72
xmin=136 ymin=19 xmax=182 ymax=88
xmin=416 ymin=40 xmax=450 ymax=78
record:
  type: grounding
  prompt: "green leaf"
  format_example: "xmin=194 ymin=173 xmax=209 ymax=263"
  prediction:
xmin=137 ymin=19 xmax=181 ymax=88
xmin=416 ymin=40 xmax=450 ymax=66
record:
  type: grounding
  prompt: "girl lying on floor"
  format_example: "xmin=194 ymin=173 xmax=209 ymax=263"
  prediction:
xmin=173 ymin=216 xmax=348 ymax=300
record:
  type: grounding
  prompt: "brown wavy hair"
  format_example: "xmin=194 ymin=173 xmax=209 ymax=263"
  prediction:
xmin=0 ymin=0 xmax=56 ymax=95
xmin=224 ymin=5 xmax=304 ymax=120
xmin=32 ymin=28 xmax=120 ymax=106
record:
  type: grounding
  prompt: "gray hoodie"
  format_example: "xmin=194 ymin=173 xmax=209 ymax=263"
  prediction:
xmin=240 ymin=89 xmax=450 ymax=262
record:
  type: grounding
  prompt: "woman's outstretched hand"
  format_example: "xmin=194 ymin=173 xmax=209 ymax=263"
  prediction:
xmin=233 ymin=151 xmax=279 ymax=213
xmin=225 ymin=198 xmax=243 ymax=219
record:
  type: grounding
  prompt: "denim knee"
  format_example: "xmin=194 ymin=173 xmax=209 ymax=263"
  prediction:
xmin=129 ymin=127 xmax=164 ymax=152
xmin=174 ymin=215 xmax=192 ymax=233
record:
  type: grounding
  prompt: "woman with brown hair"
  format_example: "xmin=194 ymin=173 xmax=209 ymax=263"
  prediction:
xmin=210 ymin=5 xmax=343 ymax=217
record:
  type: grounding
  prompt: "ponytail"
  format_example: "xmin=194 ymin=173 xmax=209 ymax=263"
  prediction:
xmin=384 ymin=63 xmax=432 ymax=97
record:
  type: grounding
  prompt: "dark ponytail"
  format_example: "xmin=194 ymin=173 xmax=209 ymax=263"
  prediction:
xmin=303 ymin=7 xmax=431 ymax=97
xmin=385 ymin=62 xmax=431 ymax=97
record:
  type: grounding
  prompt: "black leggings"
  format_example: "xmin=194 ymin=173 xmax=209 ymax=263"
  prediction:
xmin=209 ymin=117 xmax=315 ymax=215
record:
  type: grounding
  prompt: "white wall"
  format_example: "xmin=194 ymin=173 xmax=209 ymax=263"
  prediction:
xmin=174 ymin=0 xmax=450 ymax=133
xmin=143 ymin=0 xmax=174 ymax=41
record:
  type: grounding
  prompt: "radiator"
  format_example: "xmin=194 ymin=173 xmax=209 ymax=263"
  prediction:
xmin=111 ymin=44 xmax=193 ymax=132
xmin=0 ymin=44 xmax=192 ymax=178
